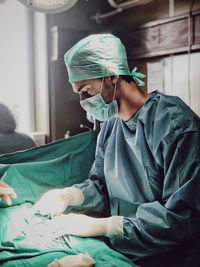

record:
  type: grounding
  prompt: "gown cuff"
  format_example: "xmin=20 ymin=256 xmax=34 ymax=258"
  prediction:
xmin=63 ymin=187 xmax=84 ymax=206
xmin=106 ymin=216 xmax=124 ymax=238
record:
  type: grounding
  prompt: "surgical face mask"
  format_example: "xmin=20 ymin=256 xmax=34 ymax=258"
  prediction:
xmin=80 ymin=78 xmax=118 ymax=122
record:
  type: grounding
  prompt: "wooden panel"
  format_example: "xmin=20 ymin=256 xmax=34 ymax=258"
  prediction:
xmin=121 ymin=12 xmax=200 ymax=59
xmin=194 ymin=14 xmax=200 ymax=44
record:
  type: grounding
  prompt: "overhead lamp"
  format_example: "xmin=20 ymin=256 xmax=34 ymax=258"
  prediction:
xmin=17 ymin=0 xmax=77 ymax=14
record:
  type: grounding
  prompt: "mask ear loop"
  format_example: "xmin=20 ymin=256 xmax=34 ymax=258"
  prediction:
xmin=112 ymin=80 xmax=117 ymax=101
xmin=100 ymin=77 xmax=105 ymax=95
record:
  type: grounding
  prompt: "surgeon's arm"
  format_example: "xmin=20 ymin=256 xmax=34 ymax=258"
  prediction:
xmin=32 ymin=131 xmax=109 ymax=217
xmin=67 ymin=151 xmax=110 ymax=216
xmin=38 ymin=213 xmax=123 ymax=239
xmin=108 ymin=131 xmax=200 ymax=258
xmin=66 ymin=124 xmax=111 ymax=216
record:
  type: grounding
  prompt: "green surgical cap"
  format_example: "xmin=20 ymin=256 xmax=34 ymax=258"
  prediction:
xmin=64 ymin=33 xmax=145 ymax=86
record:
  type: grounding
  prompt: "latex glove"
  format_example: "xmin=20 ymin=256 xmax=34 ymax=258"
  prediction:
xmin=47 ymin=253 xmax=95 ymax=267
xmin=0 ymin=181 xmax=17 ymax=205
xmin=31 ymin=187 xmax=84 ymax=217
xmin=27 ymin=213 xmax=123 ymax=239
xmin=39 ymin=213 xmax=123 ymax=238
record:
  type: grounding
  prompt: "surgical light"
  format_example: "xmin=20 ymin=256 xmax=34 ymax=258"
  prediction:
xmin=17 ymin=0 xmax=77 ymax=14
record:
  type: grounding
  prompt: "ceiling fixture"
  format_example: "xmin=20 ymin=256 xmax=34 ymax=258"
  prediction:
xmin=91 ymin=0 xmax=155 ymax=23
xmin=17 ymin=0 xmax=77 ymax=14
xmin=107 ymin=0 xmax=154 ymax=9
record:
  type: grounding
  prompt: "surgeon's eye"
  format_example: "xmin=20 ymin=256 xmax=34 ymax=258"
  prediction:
xmin=80 ymin=91 xmax=92 ymax=100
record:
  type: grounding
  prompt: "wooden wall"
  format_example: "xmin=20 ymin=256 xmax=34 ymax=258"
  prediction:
xmin=116 ymin=1 xmax=200 ymax=116
xmin=121 ymin=11 xmax=200 ymax=59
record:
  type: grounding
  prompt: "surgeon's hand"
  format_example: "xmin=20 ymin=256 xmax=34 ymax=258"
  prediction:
xmin=0 ymin=181 xmax=17 ymax=205
xmin=47 ymin=253 xmax=95 ymax=267
xmin=39 ymin=213 xmax=111 ymax=238
xmin=31 ymin=187 xmax=84 ymax=217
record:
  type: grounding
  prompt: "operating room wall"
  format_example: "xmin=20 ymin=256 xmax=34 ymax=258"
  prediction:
xmin=163 ymin=53 xmax=200 ymax=116
xmin=107 ymin=0 xmax=200 ymax=32
xmin=145 ymin=53 xmax=200 ymax=116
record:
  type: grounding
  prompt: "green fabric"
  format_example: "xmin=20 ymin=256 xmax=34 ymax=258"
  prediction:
xmin=64 ymin=33 xmax=145 ymax=86
xmin=0 ymin=131 xmax=137 ymax=267
xmin=0 ymin=131 xmax=98 ymax=207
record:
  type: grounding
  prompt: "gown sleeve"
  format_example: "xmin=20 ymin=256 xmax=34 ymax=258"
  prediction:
xmin=70 ymin=124 xmax=111 ymax=216
xmin=110 ymin=127 xmax=200 ymax=258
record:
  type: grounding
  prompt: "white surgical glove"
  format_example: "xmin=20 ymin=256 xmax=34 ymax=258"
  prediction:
xmin=47 ymin=253 xmax=95 ymax=267
xmin=0 ymin=181 xmax=17 ymax=205
xmin=40 ymin=213 xmax=123 ymax=238
xmin=31 ymin=187 xmax=84 ymax=217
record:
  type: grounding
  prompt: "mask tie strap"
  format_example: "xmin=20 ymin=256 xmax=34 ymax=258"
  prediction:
xmin=100 ymin=77 xmax=105 ymax=95
xmin=130 ymin=67 xmax=146 ymax=86
xmin=112 ymin=80 xmax=117 ymax=101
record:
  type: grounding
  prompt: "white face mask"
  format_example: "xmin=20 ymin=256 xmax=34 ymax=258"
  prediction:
xmin=80 ymin=78 xmax=118 ymax=122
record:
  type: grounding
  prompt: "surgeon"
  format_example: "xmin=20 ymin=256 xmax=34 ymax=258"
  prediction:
xmin=34 ymin=34 xmax=200 ymax=267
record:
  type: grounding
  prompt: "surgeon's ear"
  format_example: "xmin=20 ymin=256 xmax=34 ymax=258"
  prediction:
xmin=111 ymin=75 xmax=120 ymax=84
xmin=106 ymin=75 xmax=119 ymax=86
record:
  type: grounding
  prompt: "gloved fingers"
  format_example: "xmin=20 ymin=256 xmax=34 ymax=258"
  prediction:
xmin=80 ymin=253 xmax=95 ymax=266
xmin=48 ymin=259 xmax=61 ymax=267
xmin=31 ymin=189 xmax=70 ymax=217
xmin=9 ymin=191 xmax=17 ymax=199
xmin=0 ymin=187 xmax=15 ymax=195
xmin=0 ymin=187 xmax=17 ymax=205
xmin=44 ymin=213 xmax=108 ymax=238
xmin=48 ymin=253 xmax=95 ymax=267
xmin=31 ymin=200 xmax=66 ymax=217
xmin=25 ymin=214 xmax=82 ymax=238
xmin=24 ymin=213 xmax=106 ymax=239
xmin=2 ymin=195 xmax=12 ymax=206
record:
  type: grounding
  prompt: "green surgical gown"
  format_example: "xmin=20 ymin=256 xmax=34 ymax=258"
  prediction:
xmin=71 ymin=91 xmax=200 ymax=266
